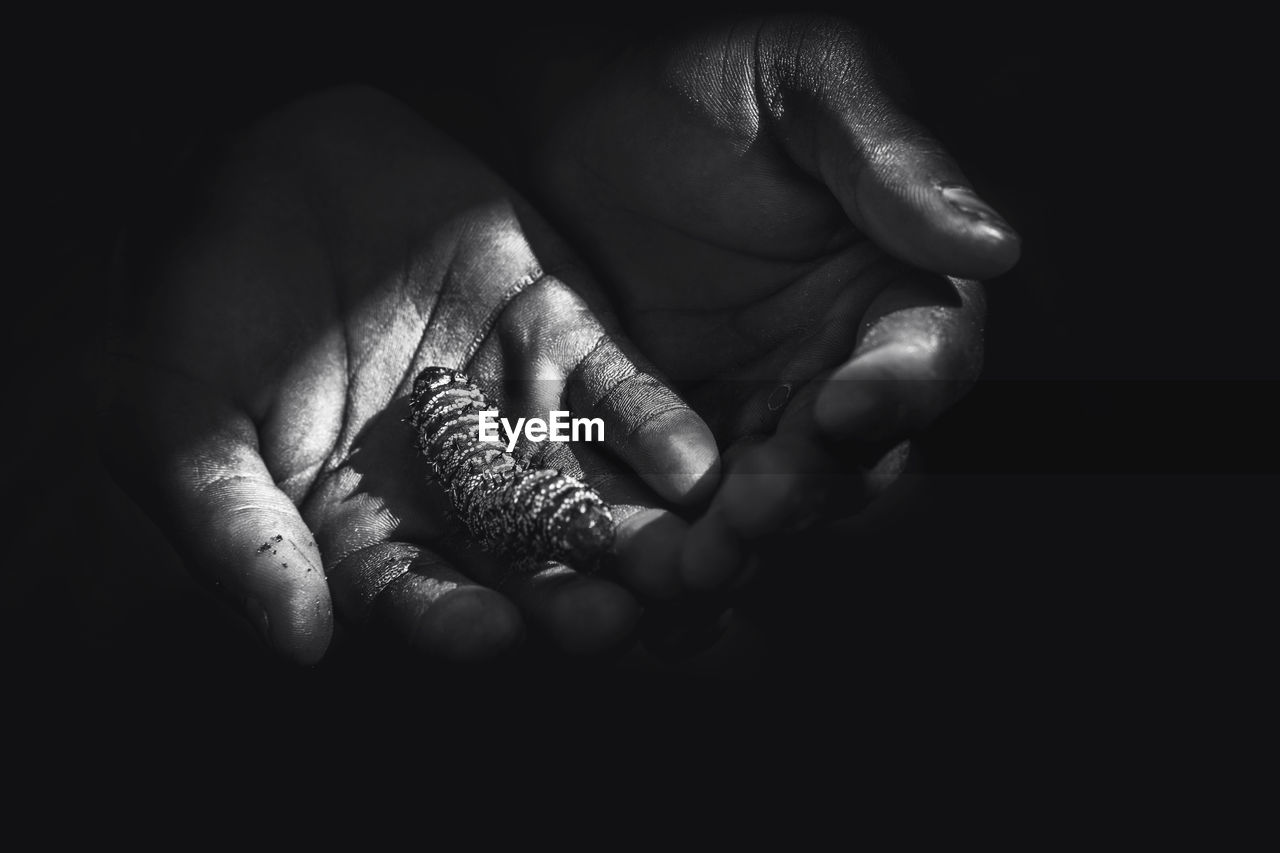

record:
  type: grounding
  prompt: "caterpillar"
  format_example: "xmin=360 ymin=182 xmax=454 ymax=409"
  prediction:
xmin=407 ymin=366 xmax=615 ymax=570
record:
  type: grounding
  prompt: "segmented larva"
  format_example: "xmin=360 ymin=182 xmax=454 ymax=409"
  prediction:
xmin=408 ymin=366 xmax=615 ymax=569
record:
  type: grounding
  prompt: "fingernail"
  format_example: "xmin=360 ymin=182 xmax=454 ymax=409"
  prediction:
xmin=938 ymin=183 xmax=1017 ymax=236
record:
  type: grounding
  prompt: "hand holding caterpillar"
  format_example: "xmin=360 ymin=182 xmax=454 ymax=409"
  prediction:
xmin=408 ymin=366 xmax=615 ymax=570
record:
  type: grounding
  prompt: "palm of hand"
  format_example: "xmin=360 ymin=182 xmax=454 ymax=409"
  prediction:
xmin=529 ymin=19 xmax=1012 ymax=452
xmin=534 ymin=30 xmax=897 ymax=439
xmin=108 ymin=87 xmax=714 ymax=662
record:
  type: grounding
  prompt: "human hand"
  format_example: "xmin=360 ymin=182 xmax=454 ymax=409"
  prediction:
xmin=524 ymin=15 xmax=1020 ymax=588
xmin=99 ymin=86 xmax=719 ymax=663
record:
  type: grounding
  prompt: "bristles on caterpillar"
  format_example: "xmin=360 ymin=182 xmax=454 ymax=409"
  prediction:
xmin=408 ymin=366 xmax=615 ymax=569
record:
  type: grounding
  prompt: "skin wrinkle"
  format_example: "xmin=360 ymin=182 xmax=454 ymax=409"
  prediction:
xmin=338 ymin=542 xmax=422 ymax=621
xmin=460 ymin=268 xmax=547 ymax=373
xmin=486 ymin=275 xmax=587 ymax=378
xmin=315 ymin=182 xmax=500 ymax=487
xmin=388 ymin=232 xmax=447 ymax=400
xmin=177 ymin=450 xmax=260 ymax=493
xmin=192 ymin=471 xmax=264 ymax=497
xmin=280 ymin=534 xmax=321 ymax=572
xmin=257 ymin=320 xmax=346 ymax=500
xmin=390 ymin=573 xmax=465 ymax=644
xmin=562 ymin=333 xmax=614 ymax=401
xmin=572 ymin=157 xmax=829 ymax=268
xmin=328 ymin=527 xmax=399 ymax=575
xmin=308 ymin=226 xmax=475 ymax=504
xmin=113 ymin=363 xmax=298 ymax=510
xmin=276 ymin=459 xmax=325 ymax=500
xmin=721 ymin=22 xmax=759 ymax=146
xmin=751 ymin=22 xmax=785 ymax=131
xmin=341 ymin=251 xmax=443 ymax=407
xmin=676 ymin=244 xmax=888 ymax=382
xmin=226 ymin=504 xmax=288 ymax=516
xmin=612 ymin=398 xmax=692 ymax=446
xmin=665 ymin=22 xmax=762 ymax=150
xmin=725 ymin=250 xmax=867 ymax=347
xmin=515 ymin=285 xmax=607 ymax=377
xmin=314 ymin=198 xmax=354 ymax=489
xmin=763 ymin=24 xmax=879 ymax=201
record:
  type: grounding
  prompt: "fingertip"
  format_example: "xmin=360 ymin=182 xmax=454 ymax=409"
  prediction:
xmin=567 ymin=341 xmax=722 ymax=508
xmin=421 ymin=586 xmax=524 ymax=663
xmin=938 ymin=222 xmax=1021 ymax=280
xmin=813 ymin=344 xmax=936 ymax=440
xmin=813 ymin=382 xmax=882 ymax=441
xmin=962 ymin=219 xmax=1022 ymax=278
xmin=543 ymin=576 xmax=642 ymax=657
xmin=930 ymin=182 xmax=1022 ymax=276
xmin=858 ymin=168 xmax=1021 ymax=280
xmin=718 ymin=444 xmax=801 ymax=538
xmin=634 ymin=407 xmax=722 ymax=508
xmin=612 ymin=508 xmax=687 ymax=601
xmin=254 ymin=578 xmax=334 ymax=666
xmin=679 ymin=511 xmax=745 ymax=592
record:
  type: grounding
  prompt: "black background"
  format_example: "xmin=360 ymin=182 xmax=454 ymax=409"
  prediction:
xmin=13 ymin=5 xmax=1273 ymax=750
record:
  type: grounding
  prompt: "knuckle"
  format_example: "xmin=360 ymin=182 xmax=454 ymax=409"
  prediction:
xmin=499 ymin=275 xmax=606 ymax=369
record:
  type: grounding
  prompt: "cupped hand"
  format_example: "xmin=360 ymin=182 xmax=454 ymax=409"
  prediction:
xmin=99 ymin=86 xmax=719 ymax=663
xmin=524 ymin=15 xmax=1020 ymax=588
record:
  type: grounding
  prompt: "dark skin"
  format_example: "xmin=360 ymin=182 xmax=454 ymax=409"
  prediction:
xmin=516 ymin=16 xmax=1019 ymax=588
xmin=102 ymin=87 xmax=721 ymax=663
xmin=101 ymin=16 xmax=1020 ymax=663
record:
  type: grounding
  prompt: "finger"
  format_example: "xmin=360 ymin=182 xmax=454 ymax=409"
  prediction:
xmin=716 ymin=429 xmax=913 ymax=537
xmin=676 ymin=436 xmax=763 ymax=591
xmin=494 ymin=561 xmax=642 ymax=657
xmin=679 ymin=507 xmax=746 ymax=592
xmin=328 ymin=541 xmax=523 ymax=662
xmin=575 ymin=443 xmax=691 ymax=601
xmin=609 ymin=508 xmax=688 ymax=601
xmin=763 ymin=19 xmax=1021 ymax=279
xmin=683 ymin=429 xmax=915 ymax=592
xmin=715 ymin=433 xmax=837 ymax=541
xmin=100 ymin=361 xmax=333 ymax=664
xmin=565 ymin=333 xmax=720 ymax=508
xmin=813 ymin=275 xmax=986 ymax=440
xmin=487 ymin=273 xmax=720 ymax=508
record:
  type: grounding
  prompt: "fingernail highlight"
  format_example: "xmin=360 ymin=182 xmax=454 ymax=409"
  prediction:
xmin=938 ymin=183 xmax=1016 ymax=236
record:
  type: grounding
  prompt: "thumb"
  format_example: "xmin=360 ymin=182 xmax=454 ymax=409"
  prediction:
xmin=761 ymin=17 xmax=1021 ymax=279
xmin=101 ymin=359 xmax=333 ymax=664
